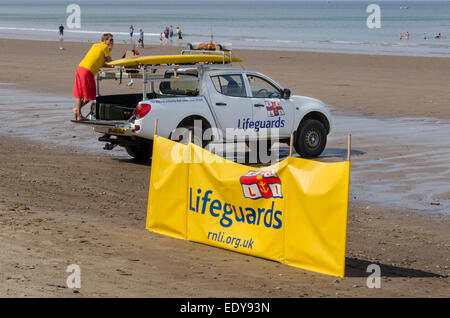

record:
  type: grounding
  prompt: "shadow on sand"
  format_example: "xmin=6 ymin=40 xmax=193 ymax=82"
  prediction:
xmin=113 ymin=157 xmax=152 ymax=165
xmin=345 ymin=258 xmax=446 ymax=278
xmin=113 ymin=146 xmax=365 ymax=166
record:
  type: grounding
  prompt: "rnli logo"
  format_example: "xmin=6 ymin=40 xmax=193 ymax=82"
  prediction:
xmin=265 ymin=101 xmax=285 ymax=117
xmin=240 ymin=169 xmax=283 ymax=200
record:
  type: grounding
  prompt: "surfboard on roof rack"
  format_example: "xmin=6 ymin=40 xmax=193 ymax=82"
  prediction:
xmin=107 ymin=54 xmax=243 ymax=67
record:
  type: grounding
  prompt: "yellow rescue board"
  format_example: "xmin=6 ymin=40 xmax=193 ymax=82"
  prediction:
xmin=108 ymin=54 xmax=243 ymax=67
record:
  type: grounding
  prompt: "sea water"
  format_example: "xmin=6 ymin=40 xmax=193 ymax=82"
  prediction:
xmin=0 ymin=0 xmax=449 ymax=57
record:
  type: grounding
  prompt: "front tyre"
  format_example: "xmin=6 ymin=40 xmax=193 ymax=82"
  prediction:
xmin=294 ymin=119 xmax=327 ymax=158
xmin=125 ymin=141 xmax=153 ymax=161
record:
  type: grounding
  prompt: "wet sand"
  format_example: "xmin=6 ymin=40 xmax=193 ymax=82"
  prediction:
xmin=1 ymin=83 xmax=449 ymax=214
xmin=0 ymin=39 xmax=449 ymax=297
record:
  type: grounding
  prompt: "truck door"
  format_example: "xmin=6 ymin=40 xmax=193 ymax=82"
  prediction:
xmin=245 ymin=74 xmax=293 ymax=138
xmin=208 ymin=74 xmax=253 ymax=136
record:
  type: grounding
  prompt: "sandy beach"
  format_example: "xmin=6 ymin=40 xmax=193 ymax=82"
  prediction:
xmin=0 ymin=38 xmax=448 ymax=298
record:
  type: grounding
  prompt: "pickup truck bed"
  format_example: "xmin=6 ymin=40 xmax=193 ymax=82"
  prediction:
xmin=95 ymin=93 xmax=150 ymax=120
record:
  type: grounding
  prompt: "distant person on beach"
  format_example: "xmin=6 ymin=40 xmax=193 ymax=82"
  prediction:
xmin=72 ymin=33 xmax=114 ymax=121
xmin=164 ymin=27 xmax=169 ymax=45
xmin=399 ymin=32 xmax=402 ymax=40
xmin=169 ymin=25 xmax=174 ymax=41
xmin=406 ymin=31 xmax=410 ymax=40
xmin=129 ymin=25 xmax=134 ymax=43
xmin=177 ymin=26 xmax=182 ymax=41
xmin=435 ymin=33 xmax=442 ymax=39
xmin=160 ymin=33 xmax=163 ymax=45
xmin=423 ymin=33 xmax=427 ymax=40
xmin=59 ymin=24 xmax=64 ymax=41
xmin=138 ymin=29 xmax=144 ymax=48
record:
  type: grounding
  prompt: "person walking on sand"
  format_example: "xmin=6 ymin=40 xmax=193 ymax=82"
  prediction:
xmin=159 ymin=32 xmax=163 ymax=45
xmin=72 ymin=33 xmax=114 ymax=121
xmin=399 ymin=32 xmax=402 ymax=40
xmin=406 ymin=31 xmax=410 ymax=40
xmin=138 ymin=28 xmax=144 ymax=48
xmin=164 ymin=27 xmax=169 ymax=45
xmin=176 ymin=26 xmax=182 ymax=42
xmin=59 ymin=24 xmax=64 ymax=41
xmin=129 ymin=25 xmax=134 ymax=43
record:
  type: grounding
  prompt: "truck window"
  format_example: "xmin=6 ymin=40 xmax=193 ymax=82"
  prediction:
xmin=247 ymin=75 xmax=281 ymax=98
xmin=160 ymin=72 xmax=199 ymax=96
xmin=211 ymin=75 xmax=247 ymax=97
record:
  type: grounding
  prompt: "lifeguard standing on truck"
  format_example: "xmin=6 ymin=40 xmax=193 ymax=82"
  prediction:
xmin=72 ymin=33 xmax=114 ymax=121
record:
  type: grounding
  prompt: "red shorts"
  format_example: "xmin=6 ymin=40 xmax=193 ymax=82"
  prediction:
xmin=73 ymin=66 xmax=96 ymax=101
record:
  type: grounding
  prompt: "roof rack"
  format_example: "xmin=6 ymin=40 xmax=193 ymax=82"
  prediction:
xmin=96 ymin=49 xmax=241 ymax=98
xmin=180 ymin=49 xmax=234 ymax=67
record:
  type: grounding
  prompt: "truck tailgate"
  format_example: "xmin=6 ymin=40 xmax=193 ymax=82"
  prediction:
xmin=71 ymin=120 xmax=135 ymax=136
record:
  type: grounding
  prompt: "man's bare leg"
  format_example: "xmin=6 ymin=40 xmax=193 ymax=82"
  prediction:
xmin=72 ymin=98 xmax=82 ymax=120
xmin=73 ymin=98 xmax=89 ymax=120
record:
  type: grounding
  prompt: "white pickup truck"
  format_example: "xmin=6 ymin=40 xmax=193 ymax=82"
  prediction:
xmin=74 ymin=56 xmax=332 ymax=162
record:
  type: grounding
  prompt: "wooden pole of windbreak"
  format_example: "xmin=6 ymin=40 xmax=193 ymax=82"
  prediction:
xmin=289 ymin=133 xmax=294 ymax=157
xmin=154 ymin=119 xmax=158 ymax=137
xmin=347 ymin=134 xmax=351 ymax=162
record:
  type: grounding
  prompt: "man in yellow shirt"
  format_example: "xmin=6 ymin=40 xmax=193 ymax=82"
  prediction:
xmin=72 ymin=33 xmax=114 ymax=120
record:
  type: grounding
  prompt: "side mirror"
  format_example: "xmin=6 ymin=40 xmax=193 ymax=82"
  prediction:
xmin=282 ymin=88 xmax=291 ymax=99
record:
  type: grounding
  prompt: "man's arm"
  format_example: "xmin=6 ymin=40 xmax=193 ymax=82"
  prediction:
xmin=103 ymin=56 xmax=114 ymax=68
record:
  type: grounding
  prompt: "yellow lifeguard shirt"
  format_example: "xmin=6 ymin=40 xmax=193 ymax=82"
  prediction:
xmin=79 ymin=42 xmax=110 ymax=76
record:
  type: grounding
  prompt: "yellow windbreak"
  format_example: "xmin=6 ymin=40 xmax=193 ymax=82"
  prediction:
xmin=146 ymin=137 xmax=350 ymax=277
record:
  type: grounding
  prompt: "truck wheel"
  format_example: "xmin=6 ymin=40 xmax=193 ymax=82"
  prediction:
xmin=125 ymin=141 xmax=153 ymax=161
xmin=180 ymin=125 xmax=210 ymax=148
xmin=294 ymin=119 xmax=327 ymax=158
